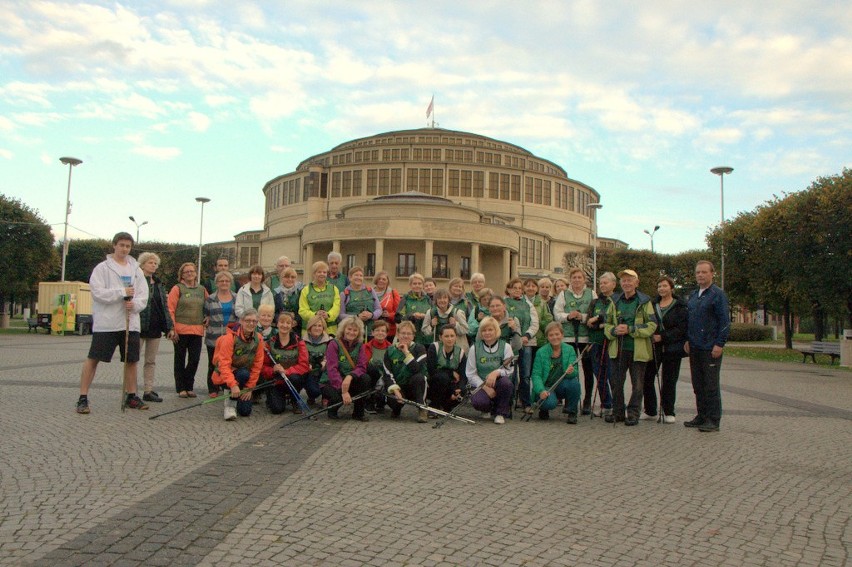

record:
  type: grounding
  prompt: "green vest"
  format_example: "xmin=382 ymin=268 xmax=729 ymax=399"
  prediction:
xmin=305 ymin=283 xmax=336 ymax=313
xmin=278 ymin=287 xmax=300 ymax=316
xmin=401 ymin=292 xmax=432 ymax=346
xmin=267 ymin=337 xmax=299 ymax=369
xmin=474 ymin=339 xmax=506 ymax=378
xmin=561 ymin=288 xmax=593 ymax=340
xmin=435 ymin=344 xmax=462 ymax=370
xmin=369 ymin=344 xmax=388 ymax=371
xmin=305 ymin=339 xmax=329 ymax=383
xmin=613 ymin=294 xmax=641 ymax=351
xmin=334 ymin=339 xmax=361 ymax=377
xmin=231 ymin=331 xmax=260 ymax=370
xmin=344 ymin=287 xmax=374 ymax=317
xmin=499 ymin=321 xmax=515 ymax=343
xmin=327 ymin=273 xmax=347 ymax=293
xmin=588 ymin=296 xmax=612 ymax=345
xmin=505 ymin=297 xmax=532 ymax=334
xmin=174 ymin=283 xmax=205 ymax=325
xmin=385 ymin=345 xmax=413 ymax=386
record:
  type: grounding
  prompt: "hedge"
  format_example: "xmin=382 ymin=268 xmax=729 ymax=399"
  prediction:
xmin=729 ymin=323 xmax=774 ymax=342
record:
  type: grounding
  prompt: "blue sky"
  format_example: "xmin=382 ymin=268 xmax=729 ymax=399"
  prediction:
xmin=1 ymin=1 xmax=849 ymax=254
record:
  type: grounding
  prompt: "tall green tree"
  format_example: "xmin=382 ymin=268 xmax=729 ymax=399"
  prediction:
xmin=0 ymin=195 xmax=55 ymax=320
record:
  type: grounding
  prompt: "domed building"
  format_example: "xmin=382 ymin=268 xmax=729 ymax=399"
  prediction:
xmin=258 ymin=128 xmax=614 ymax=285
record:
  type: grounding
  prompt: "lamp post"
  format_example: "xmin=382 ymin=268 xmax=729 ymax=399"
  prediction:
xmin=711 ymin=166 xmax=733 ymax=290
xmin=59 ymin=157 xmax=82 ymax=281
xmin=587 ymin=202 xmax=603 ymax=286
xmin=643 ymin=225 xmax=660 ymax=253
xmin=128 ymin=216 xmax=148 ymax=244
xmin=195 ymin=197 xmax=210 ymax=286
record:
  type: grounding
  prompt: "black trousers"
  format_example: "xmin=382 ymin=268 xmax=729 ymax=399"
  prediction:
xmin=689 ymin=350 xmax=722 ymax=426
xmin=571 ymin=343 xmax=595 ymax=405
xmin=642 ymin=355 xmax=684 ymax=416
xmin=427 ymin=368 xmax=460 ymax=411
xmin=321 ymin=374 xmax=370 ymax=418
xmin=385 ymin=373 xmax=427 ymax=414
xmin=173 ymin=334 xmax=202 ymax=393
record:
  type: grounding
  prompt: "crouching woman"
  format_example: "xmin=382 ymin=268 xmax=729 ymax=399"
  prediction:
xmin=323 ymin=316 xmax=370 ymax=421
xmin=262 ymin=311 xmax=312 ymax=414
xmin=465 ymin=316 xmax=515 ymax=424
xmin=212 ymin=309 xmax=266 ymax=421
xmin=531 ymin=322 xmax=580 ymax=423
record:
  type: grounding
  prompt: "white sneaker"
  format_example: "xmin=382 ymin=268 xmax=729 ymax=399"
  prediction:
xmin=642 ymin=413 xmax=657 ymax=421
xmin=663 ymin=415 xmax=676 ymax=424
xmin=481 ymin=412 xmax=492 ymax=419
xmin=494 ymin=415 xmax=505 ymax=425
xmin=592 ymin=408 xmax=602 ymax=417
xmin=224 ymin=398 xmax=237 ymax=421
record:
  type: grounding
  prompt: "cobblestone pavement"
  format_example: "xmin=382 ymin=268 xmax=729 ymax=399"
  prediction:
xmin=1 ymin=333 xmax=849 ymax=566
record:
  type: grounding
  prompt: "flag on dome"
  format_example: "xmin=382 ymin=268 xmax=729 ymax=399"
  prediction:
xmin=426 ymin=96 xmax=434 ymax=118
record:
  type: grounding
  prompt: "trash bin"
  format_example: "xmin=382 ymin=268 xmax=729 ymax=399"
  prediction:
xmin=842 ymin=329 xmax=852 ymax=368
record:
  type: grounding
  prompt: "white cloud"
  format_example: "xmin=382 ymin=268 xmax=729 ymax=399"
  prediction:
xmin=0 ymin=148 xmax=12 ymax=159
xmin=205 ymin=94 xmax=237 ymax=107
xmin=131 ymin=145 xmax=182 ymax=160
xmin=187 ymin=111 xmax=211 ymax=132
xmin=0 ymin=116 xmax=14 ymax=131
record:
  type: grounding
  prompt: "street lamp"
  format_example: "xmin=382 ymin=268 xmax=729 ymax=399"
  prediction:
xmin=711 ymin=166 xmax=734 ymax=290
xmin=643 ymin=225 xmax=660 ymax=253
xmin=129 ymin=216 xmax=148 ymax=244
xmin=59 ymin=157 xmax=82 ymax=281
xmin=587 ymin=202 xmax=603 ymax=286
xmin=195 ymin=197 xmax=210 ymax=286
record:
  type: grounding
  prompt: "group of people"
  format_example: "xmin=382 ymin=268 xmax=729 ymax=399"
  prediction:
xmin=75 ymin=234 xmax=730 ymax=433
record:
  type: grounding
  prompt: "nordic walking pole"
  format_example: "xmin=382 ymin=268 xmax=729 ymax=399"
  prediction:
xmin=280 ymin=389 xmax=373 ymax=427
xmin=121 ymin=302 xmax=130 ymax=413
xmin=264 ymin=348 xmax=312 ymax=415
xmin=149 ymin=380 xmax=276 ymax=420
xmin=436 ymin=355 xmax=514 ymax=428
xmin=387 ymin=394 xmax=476 ymax=424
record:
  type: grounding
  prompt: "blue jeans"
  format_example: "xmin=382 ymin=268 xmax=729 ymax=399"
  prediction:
xmin=232 ymin=368 xmax=253 ymax=417
xmin=590 ymin=342 xmax=613 ymax=409
xmin=538 ymin=377 xmax=581 ymax=413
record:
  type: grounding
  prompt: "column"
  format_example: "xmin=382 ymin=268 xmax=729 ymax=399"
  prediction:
xmin=424 ymin=240 xmax=434 ymax=278
xmin=375 ymin=238 xmax=385 ymax=276
xmin=470 ymin=242 xmax=480 ymax=276
xmin=303 ymin=243 xmax=314 ymax=273
xmin=502 ymin=248 xmax=512 ymax=283
xmin=332 ymin=240 xmax=341 ymax=253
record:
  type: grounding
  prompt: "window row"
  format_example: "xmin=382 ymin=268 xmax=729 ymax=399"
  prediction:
xmin=340 ymin=253 xmax=471 ymax=280
xmin=322 ymin=148 xmax=558 ymax=174
xmin=518 ymin=237 xmax=549 ymax=270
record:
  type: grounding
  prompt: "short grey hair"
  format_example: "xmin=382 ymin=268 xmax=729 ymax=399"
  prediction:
xmin=599 ymin=271 xmax=617 ymax=284
xmin=327 ymin=251 xmax=342 ymax=262
xmin=137 ymin=252 xmax=160 ymax=267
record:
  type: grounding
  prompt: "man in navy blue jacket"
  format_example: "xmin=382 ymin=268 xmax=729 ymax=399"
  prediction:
xmin=684 ymin=260 xmax=730 ymax=432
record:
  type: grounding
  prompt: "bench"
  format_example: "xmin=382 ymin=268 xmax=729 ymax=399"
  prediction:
xmin=27 ymin=318 xmax=42 ymax=333
xmin=799 ymin=341 xmax=840 ymax=365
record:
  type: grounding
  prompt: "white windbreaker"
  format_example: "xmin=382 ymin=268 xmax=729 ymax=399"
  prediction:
xmin=89 ymin=254 xmax=149 ymax=333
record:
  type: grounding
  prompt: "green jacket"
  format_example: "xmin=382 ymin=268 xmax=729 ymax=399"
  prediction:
xmin=531 ymin=342 xmax=578 ymax=399
xmin=603 ymin=292 xmax=657 ymax=361
xmin=531 ymin=295 xmax=553 ymax=347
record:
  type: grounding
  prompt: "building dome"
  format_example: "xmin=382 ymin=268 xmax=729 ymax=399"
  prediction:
xmin=258 ymin=127 xmax=602 ymax=284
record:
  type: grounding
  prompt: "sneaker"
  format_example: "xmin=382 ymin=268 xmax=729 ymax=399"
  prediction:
xmin=663 ymin=415 xmax=676 ymax=424
xmin=494 ymin=415 xmax=505 ymax=425
xmin=642 ymin=413 xmax=657 ymax=421
xmin=523 ymin=406 xmax=533 ymax=415
xmin=604 ymin=414 xmax=615 ymax=423
xmin=327 ymin=407 xmax=340 ymax=419
xmin=142 ymin=391 xmax=163 ymax=403
xmin=481 ymin=412 xmax=492 ymax=419
xmin=352 ymin=414 xmax=370 ymax=422
xmin=565 ymin=412 xmax=578 ymax=425
xmin=365 ymin=402 xmax=377 ymax=414
xmin=539 ymin=409 xmax=550 ymax=420
xmin=624 ymin=417 xmax=638 ymax=426
xmin=592 ymin=408 xmax=602 ymax=417
xmin=76 ymin=397 xmax=90 ymax=414
xmin=684 ymin=416 xmax=704 ymax=428
xmin=581 ymin=401 xmax=591 ymax=415
xmin=698 ymin=422 xmax=720 ymax=432
xmin=224 ymin=398 xmax=237 ymax=421
xmin=126 ymin=395 xmax=149 ymax=410
xmin=417 ymin=409 xmax=429 ymax=423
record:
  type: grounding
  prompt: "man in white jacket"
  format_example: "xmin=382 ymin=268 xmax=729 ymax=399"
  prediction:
xmin=76 ymin=233 xmax=149 ymax=414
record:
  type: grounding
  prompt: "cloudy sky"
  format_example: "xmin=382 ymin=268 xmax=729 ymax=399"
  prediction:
xmin=1 ymin=1 xmax=849 ymax=255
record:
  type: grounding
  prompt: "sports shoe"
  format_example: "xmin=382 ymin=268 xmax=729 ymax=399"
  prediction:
xmin=481 ymin=412 xmax=492 ymax=419
xmin=624 ymin=417 xmax=638 ymax=426
xmin=142 ymin=391 xmax=162 ymax=402
xmin=565 ymin=412 xmax=578 ymax=425
xmin=76 ymin=397 xmax=90 ymax=414
xmin=126 ymin=395 xmax=149 ymax=410
xmin=417 ymin=409 xmax=429 ymax=423
xmin=352 ymin=413 xmax=370 ymax=422
xmin=494 ymin=415 xmax=505 ymax=425
xmin=698 ymin=422 xmax=720 ymax=432
xmin=224 ymin=398 xmax=237 ymax=421
xmin=592 ymin=408 xmax=602 ymax=417
xmin=523 ymin=406 xmax=533 ymax=415
xmin=327 ymin=407 xmax=340 ymax=419
xmin=581 ymin=401 xmax=591 ymax=415
xmin=604 ymin=414 xmax=615 ymax=423
xmin=642 ymin=413 xmax=657 ymax=421
xmin=663 ymin=415 xmax=676 ymax=424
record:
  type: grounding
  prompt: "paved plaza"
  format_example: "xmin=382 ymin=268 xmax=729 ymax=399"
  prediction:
xmin=0 ymin=332 xmax=849 ymax=567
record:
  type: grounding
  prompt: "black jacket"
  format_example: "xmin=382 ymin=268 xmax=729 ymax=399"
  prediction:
xmin=652 ymin=296 xmax=688 ymax=360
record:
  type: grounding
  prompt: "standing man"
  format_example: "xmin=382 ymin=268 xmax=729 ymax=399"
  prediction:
xmin=267 ymin=255 xmax=291 ymax=291
xmin=603 ymin=269 xmax=656 ymax=426
xmin=75 ymin=232 xmax=150 ymax=414
xmin=205 ymin=256 xmax=236 ymax=294
xmin=326 ymin=252 xmax=349 ymax=292
xmin=684 ymin=260 xmax=730 ymax=432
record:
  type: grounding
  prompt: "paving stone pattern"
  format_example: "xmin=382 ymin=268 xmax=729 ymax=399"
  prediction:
xmin=0 ymin=334 xmax=849 ymax=566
